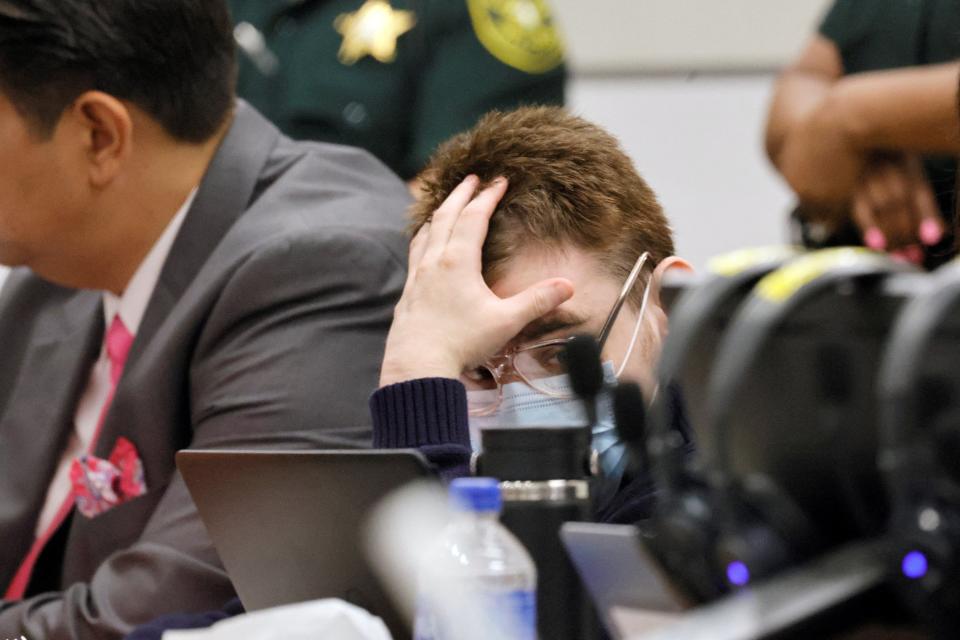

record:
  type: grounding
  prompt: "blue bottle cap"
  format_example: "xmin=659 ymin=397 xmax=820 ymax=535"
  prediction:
xmin=450 ymin=477 xmax=502 ymax=513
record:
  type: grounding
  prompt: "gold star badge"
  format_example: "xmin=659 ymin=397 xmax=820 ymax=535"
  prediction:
xmin=334 ymin=0 xmax=416 ymax=65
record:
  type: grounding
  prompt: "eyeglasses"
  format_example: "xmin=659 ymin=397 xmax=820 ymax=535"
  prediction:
xmin=464 ymin=251 xmax=654 ymax=415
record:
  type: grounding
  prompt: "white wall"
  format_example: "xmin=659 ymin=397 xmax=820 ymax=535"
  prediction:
xmin=552 ymin=0 xmax=829 ymax=268
xmin=554 ymin=0 xmax=832 ymax=73
xmin=569 ymin=73 xmax=794 ymax=269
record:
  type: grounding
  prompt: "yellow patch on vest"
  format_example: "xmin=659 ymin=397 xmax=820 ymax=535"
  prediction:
xmin=467 ymin=0 xmax=564 ymax=74
xmin=708 ymin=246 xmax=799 ymax=278
xmin=756 ymin=247 xmax=879 ymax=303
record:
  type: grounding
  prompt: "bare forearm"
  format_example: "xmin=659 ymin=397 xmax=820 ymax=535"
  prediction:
xmin=776 ymin=95 xmax=864 ymax=204
xmin=829 ymin=62 xmax=960 ymax=154
xmin=773 ymin=62 xmax=960 ymax=204
xmin=766 ymin=72 xmax=834 ymax=164
xmin=765 ymin=35 xmax=843 ymax=165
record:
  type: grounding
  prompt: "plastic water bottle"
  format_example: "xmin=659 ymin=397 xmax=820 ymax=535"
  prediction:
xmin=414 ymin=478 xmax=537 ymax=640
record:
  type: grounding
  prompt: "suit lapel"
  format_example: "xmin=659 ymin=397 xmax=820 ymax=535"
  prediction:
xmin=93 ymin=103 xmax=281 ymax=460
xmin=128 ymin=102 xmax=282 ymax=368
xmin=0 ymin=290 xmax=101 ymax=586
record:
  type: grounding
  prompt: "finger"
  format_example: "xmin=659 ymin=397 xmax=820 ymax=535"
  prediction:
xmin=502 ymin=278 xmax=575 ymax=335
xmin=867 ymin=197 xmax=912 ymax=249
xmin=912 ymin=174 xmax=944 ymax=247
xmin=865 ymin=167 xmax=912 ymax=247
xmin=401 ymin=224 xmax=430 ymax=298
xmin=891 ymin=245 xmax=924 ymax=266
xmin=446 ymin=177 xmax=509 ymax=266
xmin=408 ymin=223 xmax=430 ymax=272
xmin=903 ymin=244 xmax=924 ymax=265
xmin=879 ymin=163 xmax=909 ymax=208
xmin=852 ymin=190 xmax=886 ymax=251
xmin=424 ymin=175 xmax=480 ymax=258
xmin=864 ymin=167 xmax=893 ymax=212
xmin=882 ymin=163 xmax=924 ymax=246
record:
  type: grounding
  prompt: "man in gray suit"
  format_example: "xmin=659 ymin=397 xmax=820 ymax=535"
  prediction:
xmin=0 ymin=1 xmax=409 ymax=637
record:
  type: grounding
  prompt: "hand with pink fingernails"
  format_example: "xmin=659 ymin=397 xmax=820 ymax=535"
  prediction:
xmin=919 ymin=218 xmax=944 ymax=247
xmin=863 ymin=227 xmax=887 ymax=251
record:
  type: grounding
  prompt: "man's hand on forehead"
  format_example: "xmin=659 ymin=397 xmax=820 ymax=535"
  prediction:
xmin=378 ymin=175 xmax=575 ymax=387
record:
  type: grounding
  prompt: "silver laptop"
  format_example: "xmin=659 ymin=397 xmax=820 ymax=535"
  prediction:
xmin=177 ymin=449 xmax=433 ymax=640
xmin=561 ymin=522 xmax=685 ymax=638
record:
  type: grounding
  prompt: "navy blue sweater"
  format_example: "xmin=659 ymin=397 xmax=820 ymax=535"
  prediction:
xmin=369 ymin=377 xmax=673 ymax=524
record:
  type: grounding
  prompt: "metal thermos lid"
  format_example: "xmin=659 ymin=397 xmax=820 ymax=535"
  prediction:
xmin=478 ymin=426 xmax=593 ymax=481
xmin=499 ymin=479 xmax=590 ymax=503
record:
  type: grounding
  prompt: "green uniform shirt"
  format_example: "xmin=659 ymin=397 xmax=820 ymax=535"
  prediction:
xmin=819 ymin=0 xmax=960 ymax=229
xmin=228 ymin=0 xmax=567 ymax=179
xmin=820 ymin=0 xmax=960 ymax=74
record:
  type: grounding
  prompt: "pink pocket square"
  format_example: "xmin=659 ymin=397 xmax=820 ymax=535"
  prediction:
xmin=70 ymin=437 xmax=147 ymax=518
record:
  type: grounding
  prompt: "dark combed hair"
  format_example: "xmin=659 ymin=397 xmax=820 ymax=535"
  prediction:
xmin=0 ymin=0 xmax=236 ymax=142
xmin=411 ymin=106 xmax=675 ymax=305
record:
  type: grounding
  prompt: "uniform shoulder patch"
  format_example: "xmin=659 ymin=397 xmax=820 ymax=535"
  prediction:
xmin=467 ymin=0 xmax=564 ymax=74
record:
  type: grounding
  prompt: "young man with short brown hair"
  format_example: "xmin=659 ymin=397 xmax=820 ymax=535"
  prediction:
xmin=374 ymin=106 xmax=691 ymax=521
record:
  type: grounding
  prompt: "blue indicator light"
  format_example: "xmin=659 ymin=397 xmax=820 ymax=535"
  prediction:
xmin=726 ymin=560 xmax=750 ymax=587
xmin=902 ymin=551 xmax=928 ymax=580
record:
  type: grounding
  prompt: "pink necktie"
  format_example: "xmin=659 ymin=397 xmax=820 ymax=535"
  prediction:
xmin=4 ymin=315 xmax=134 ymax=600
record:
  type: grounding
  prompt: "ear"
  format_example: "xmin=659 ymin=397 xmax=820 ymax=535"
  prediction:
xmin=68 ymin=91 xmax=133 ymax=188
xmin=641 ymin=256 xmax=694 ymax=377
xmin=649 ymin=256 xmax=694 ymax=309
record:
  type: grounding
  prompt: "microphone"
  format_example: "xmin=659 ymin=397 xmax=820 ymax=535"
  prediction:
xmin=564 ymin=334 xmax=605 ymax=425
xmin=613 ymin=381 xmax=648 ymax=474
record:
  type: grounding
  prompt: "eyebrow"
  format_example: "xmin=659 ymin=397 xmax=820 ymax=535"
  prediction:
xmin=517 ymin=311 xmax=590 ymax=343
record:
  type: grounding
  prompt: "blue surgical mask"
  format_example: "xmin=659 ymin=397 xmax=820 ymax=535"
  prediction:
xmin=467 ymin=362 xmax=628 ymax=504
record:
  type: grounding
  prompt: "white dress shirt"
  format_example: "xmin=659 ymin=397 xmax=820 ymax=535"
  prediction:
xmin=34 ymin=190 xmax=197 ymax=537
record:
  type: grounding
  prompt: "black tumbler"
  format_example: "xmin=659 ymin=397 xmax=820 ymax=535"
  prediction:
xmin=477 ymin=426 xmax=600 ymax=640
